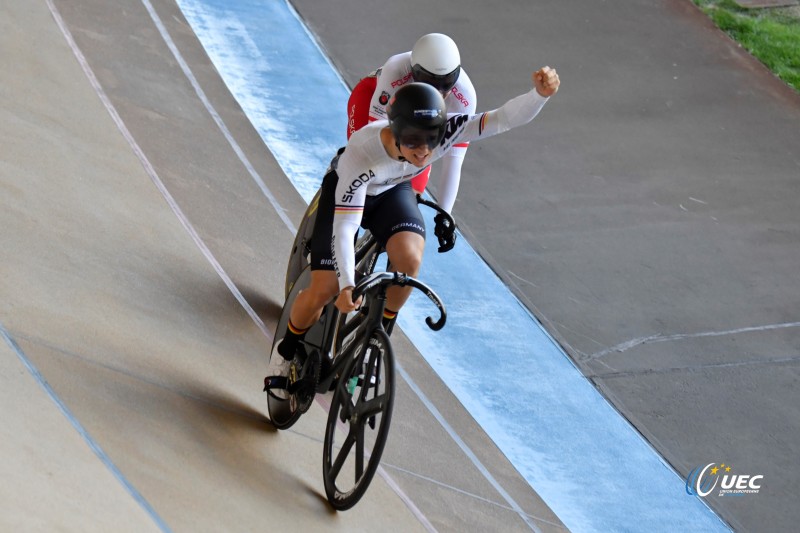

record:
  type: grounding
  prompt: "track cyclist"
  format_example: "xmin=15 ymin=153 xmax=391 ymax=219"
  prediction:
xmin=347 ymin=33 xmax=477 ymax=201
xmin=266 ymin=65 xmax=560 ymax=400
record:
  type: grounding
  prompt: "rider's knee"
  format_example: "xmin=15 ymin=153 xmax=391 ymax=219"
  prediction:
xmin=391 ymin=247 xmax=423 ymax=275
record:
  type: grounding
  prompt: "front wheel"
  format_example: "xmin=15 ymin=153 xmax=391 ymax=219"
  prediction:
xmin=322 ymin=328 xmax=395 ymax=510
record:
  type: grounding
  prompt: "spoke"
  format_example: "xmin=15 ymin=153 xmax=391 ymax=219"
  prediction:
xmin=355 ymin=394 xmax=387 ymax=419
xmin=355 ymin=421 xmax=365 ymax=480
xmin=357 ymin=354 xmax=381 ymax=403
xmin=329 ymin=427 xmax=356 ymax=480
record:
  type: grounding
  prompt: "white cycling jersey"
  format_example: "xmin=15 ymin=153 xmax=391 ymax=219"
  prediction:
xmin=370 ymin=52 xmax=477 ymax=211
xmin=332 ymin=88 xmax=550 ymax=290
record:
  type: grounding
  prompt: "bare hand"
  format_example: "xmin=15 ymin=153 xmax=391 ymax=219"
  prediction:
xmin=335 ymin=287 xmax=362 ymax=314
xmin=533 ymin=66 xmax=560 ymax=97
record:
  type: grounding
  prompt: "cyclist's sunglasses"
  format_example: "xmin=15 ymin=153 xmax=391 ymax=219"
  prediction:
xmin=399 ymin=129 xmax=441 ymax=150
xmin=411 ymin=64 xmax=461 ymax=95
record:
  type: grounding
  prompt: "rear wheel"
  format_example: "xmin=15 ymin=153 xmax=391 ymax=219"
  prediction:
xmin=322 ymin=328 xmax=395 ymax=510
xmin=268 ymin=268 xmax=312 ymax=430
xmin=285 ymin=189 xmax=320 ymax=298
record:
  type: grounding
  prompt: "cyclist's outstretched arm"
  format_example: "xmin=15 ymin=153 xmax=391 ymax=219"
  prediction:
xmin=442 ymin=66 xmax=560 ymax=149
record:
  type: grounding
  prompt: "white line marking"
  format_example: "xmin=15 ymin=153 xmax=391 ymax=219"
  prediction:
xmin=377 ymin=467 xmax=438 ymax=533
xmin=395 ymin=361 xmax=543 ymax=533
xmin=140 ymin=0 xmax=296 ymax=234
xmin=587 ymin=321 xmax=800 ymax=360
xmin=508 ymin=270 xmax=539 ymax=288
xmin=2 ymin=321 xmax=172 ymax=532
xmin=381 ymin=464 xmax=567 ymax=529
xmin=45 ymin=0 xmax=271 ymax=339
xmin=591 ymin=355 xmax=800 ymax=379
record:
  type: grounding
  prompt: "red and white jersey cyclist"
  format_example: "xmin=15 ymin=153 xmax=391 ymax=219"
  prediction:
xmin=346 ymin=33 xmax=477 ymax=212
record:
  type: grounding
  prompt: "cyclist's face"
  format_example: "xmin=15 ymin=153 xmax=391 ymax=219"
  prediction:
xmin=397 ymin=128 xmax=438 ymax=167
xmin=399 ymin=142 xmax=433 ymax=167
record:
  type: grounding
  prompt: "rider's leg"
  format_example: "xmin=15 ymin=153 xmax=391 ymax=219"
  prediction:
xmin=277 ymin=161 xmax=341 ymax=362
xmin=277 ymin=269 xmax=339 ymax=360
xmin=361 ymin=182 xmax=426 ymax=330
xmin=291 ymin=270 xmax=339 ymax=329
xmin=266 ymin=271 xmax=337 ymax=398
xmin=384 ymin=231 xmax=425 ymax=316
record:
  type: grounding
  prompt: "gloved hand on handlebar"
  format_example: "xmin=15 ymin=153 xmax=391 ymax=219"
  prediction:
xmin=433 ymin=213 xmax=457 ymax=253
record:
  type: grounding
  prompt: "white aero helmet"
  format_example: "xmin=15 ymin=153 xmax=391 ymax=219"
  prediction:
xmin=410 ymin=33 xmax=461 ymax=94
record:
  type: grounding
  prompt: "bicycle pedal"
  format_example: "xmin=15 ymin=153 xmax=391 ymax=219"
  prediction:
xmin=263 ymin=375 xmax=289 ymax=393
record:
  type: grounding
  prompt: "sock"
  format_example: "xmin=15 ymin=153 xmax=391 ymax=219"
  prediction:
xmin=279 ymin=319 xmax=309 ymax=361
xmin=382 ymin=308 xmax=398 ymax=331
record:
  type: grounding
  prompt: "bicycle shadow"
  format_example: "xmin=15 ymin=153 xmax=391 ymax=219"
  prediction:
xmin=303 ymin=485 xmax=340 ymax=515
xmin=237 ymin=283 xmax=284 ymax=325
xmin=183 ymin=384 xmax=345 ymax=513
xmin=147 ymin=261 xmax=285 ymax=334
xmin=177 ymin=380 xmax=276 ymax=434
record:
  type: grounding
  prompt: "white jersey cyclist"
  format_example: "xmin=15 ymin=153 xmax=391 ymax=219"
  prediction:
xmin=332 ymin=86 xmax=549 ymax=290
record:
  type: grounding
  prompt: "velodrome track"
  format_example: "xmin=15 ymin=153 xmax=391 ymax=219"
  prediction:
xmin=3 ymin=0 xmax=799 ymax=532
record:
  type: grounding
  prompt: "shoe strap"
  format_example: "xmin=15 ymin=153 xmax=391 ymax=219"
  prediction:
xmin=263 ymin=375 xmax=308 ymax=394
xmin=263 ymin=375 xmax=289 ymax=392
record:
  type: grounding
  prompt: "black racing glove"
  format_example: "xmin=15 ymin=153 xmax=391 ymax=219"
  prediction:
xmin=433 ymin=213 xmax=457 ymax=253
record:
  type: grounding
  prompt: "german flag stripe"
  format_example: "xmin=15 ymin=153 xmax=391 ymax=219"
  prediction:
xmin=287 ymin=319 xmax=309 ymax=335
xmin=334 ymin=205 xmax=363 ymax=216
xmin=478 ymin=113 xmax=489 ymax=135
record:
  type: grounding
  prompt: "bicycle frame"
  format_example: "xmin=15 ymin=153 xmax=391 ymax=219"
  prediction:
xmin=302 ymin=274 xmax=389 ymax=394
xmin=297 ymin=224 xmax=387 ymax=393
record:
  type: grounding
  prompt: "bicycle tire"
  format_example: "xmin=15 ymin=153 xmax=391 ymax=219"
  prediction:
xmin=285 ymin=189 xmax=320 ymax=299
xmin=322 ymin=328 xmax=395 ymax=510
xmin=268 ymin=268 xmax=312 ymax=430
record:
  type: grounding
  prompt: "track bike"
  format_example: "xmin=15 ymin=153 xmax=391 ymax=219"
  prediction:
xmin=265 ymin=191 xmax=452 ymax=509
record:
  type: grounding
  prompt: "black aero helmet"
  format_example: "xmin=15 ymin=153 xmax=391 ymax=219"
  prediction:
xmin=387 ymin=82 xmax=448 ymax=150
